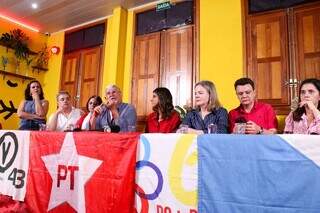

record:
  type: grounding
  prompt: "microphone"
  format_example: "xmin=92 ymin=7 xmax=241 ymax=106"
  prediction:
xmin=94 ymin=125 xmax=120 ymax=133
xmin=110 ymin=125 xmax=120 ymax=133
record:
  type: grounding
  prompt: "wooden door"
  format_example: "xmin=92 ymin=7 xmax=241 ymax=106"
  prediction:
xmin=295 ymin=4 xmax=320 ymax=82
xmin=247 ymin=11 xmax=290 ymax=114
xmin=60 ymin=51 xmax=81 ymax=106
xmin=132 ymin=32 xmax=161 ymax=131
xmin=161 ymin=25 xmax=194 ymax=107
xmin=61 ymin=47 xmax=102 ymax=109
xmin=78 ymin=47 xmax=102 ymax=109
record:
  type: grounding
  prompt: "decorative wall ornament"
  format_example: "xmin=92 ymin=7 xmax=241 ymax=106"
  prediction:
xmin=6 ymin=80 xmax=18 ymax=87
xmin=0 ymin=100 xmax=17 ymax=120
xmin=50 ymin=46 xmax=60 ymax=55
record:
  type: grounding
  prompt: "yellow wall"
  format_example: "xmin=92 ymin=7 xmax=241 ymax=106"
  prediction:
xmin=0 ymin=18 xmax=48 ymax=129
xmin=200 ymin=0 xmax=244 ymax=110
xmin=102 ymin=7 xmax=128 ymax=97
xmin=43 ymin=31 xmax=65 ymax=117
xmin=122 ymin=11 xmax=135 ymax=102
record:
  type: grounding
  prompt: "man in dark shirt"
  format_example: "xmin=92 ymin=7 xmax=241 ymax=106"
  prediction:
xmin=229 ymin=78 xmax=278 ymax=134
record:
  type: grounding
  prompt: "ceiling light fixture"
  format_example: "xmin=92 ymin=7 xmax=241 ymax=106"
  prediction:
xmin=0 ymin=13 xmax=39 ymax=32
xmin=31 ymin=3 xmax=38 ymax=9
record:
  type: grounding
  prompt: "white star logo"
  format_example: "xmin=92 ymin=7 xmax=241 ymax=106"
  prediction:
xmin=41 ymin=133 xmax=102 ymax=212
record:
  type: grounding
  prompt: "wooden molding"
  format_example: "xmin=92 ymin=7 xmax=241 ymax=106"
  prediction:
xmin=0 ymin=70 xmax=35 ymax=81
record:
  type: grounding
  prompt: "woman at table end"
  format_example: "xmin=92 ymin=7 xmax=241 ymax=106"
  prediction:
xmin=284 ymin=78 xmax=320 ymax=134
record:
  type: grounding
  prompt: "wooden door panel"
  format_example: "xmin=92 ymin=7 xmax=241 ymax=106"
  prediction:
xmin=132 ymin=32 xmax=160 ymax=131
xmin=79 ymin=81 xmax=96 ymax=108
xmin=136 ymin=79 xmax=146 ymax=117
xmin=247 ymin=12 xmax=290 ymax=113
xmin=61 ymin=47 xmax=101 ymax=109
xmin=132 ymin=26 xmax=195 ymax=131
xmin=256 ymin=22 xmax=281 ymax=58
xmin=257 ymin=62 xmax=282 ymax=100
xmin=304 ymin=57 xmax=320 ymax=79
xmin=136 ymin=78 xmax=155 ymax=118
xmin=166 ymin=73 xmax=186 ymax=106
xmin=79 ymin=47 xmax=101 ymax=109
xmin=162 ymin=25 xmax=193 ymax=107
xmin=132 ymin=33 xmax=160 ymax=116
xmin=295 ymin=5 xmax=320 ymax=81
xmin=61 ymin=52 xmax=81 ymax=106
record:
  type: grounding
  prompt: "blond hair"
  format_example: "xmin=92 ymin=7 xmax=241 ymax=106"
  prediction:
xmin=195 ymin=80 xmax=222 ymax=111
xmin=56 ymin=91 xmax=70 ymax=101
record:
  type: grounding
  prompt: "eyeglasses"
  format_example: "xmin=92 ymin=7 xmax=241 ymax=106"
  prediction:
xmin=31 ymin=86 xmax=40 ymax=89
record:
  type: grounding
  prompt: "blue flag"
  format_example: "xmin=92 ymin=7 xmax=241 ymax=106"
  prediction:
xmin=198 ymin=134 xmax=320 ymax=213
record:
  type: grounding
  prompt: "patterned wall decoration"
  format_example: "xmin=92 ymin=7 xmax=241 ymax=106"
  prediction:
xmin=6 ymin=80 xmax=18 ymax=87
xmin=0 ymin=100 xmax=17 ymax=120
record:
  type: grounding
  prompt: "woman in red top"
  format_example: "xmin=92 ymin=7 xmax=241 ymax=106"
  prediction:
xmin=76 ymin=95 xmax=102 ymax=130
xmin=146 ymin=87 xmax=181 ymax=133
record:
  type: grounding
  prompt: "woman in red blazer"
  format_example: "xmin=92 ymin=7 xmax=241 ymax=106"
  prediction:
xmin=146 ymin=87 xmax=181 ymax=133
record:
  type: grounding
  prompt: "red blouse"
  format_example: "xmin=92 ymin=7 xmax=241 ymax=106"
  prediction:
xmin=146 ymin=111 xmax=181 ymax=133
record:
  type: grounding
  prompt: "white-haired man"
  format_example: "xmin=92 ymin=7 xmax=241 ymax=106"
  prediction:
xmin=90 ymin=85 xmax=137 ymax=132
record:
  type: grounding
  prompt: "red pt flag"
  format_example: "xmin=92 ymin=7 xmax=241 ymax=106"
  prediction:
xmin=25 ymin=131 xmax=138 ymax=213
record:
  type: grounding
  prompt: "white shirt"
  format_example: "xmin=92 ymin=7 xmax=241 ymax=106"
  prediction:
xmin=81 ymin=112 xmax=93 ymax=130
xmin=49 ymin=108 xmax=82 ymax=131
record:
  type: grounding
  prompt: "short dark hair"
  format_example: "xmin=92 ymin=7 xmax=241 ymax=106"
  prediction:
xmin=25 ymin=80 xmax=44 ymax=101
xmin=234 ymin=78 xmax=255 ymax=90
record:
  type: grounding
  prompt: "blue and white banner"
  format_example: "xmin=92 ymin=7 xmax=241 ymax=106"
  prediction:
xmin=0 ymin=130 xmax=30 ymax=201
xmin=135 ymin=134 xmax=198 ymax=213
xmin=198 ymin=134 xmax=320 ymax=213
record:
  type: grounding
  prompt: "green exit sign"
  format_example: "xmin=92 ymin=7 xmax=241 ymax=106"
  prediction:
xmin=156 ymin=1 xmax=171 ymax=11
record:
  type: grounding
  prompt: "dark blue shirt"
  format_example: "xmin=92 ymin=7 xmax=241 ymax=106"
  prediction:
xmin=182 ymin=107 xmax=228 ymax=133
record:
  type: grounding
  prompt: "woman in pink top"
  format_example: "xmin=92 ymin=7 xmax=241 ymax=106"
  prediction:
xmin=284 ymin=78 xmax=320 ymax=134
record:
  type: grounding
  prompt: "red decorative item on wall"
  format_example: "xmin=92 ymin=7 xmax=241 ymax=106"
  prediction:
xmin=50 ymin=46 xmax=60 ymax=55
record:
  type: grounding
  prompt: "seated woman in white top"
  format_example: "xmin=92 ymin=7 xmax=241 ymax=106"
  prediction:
xmin=47 ymin=91 xmax=83 ymax=131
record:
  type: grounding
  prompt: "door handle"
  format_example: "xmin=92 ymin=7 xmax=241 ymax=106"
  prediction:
xmin=286 ymin=78 xmax=300 ymax=111
xmin=284 ymin=78 xmax=300 ymax=87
